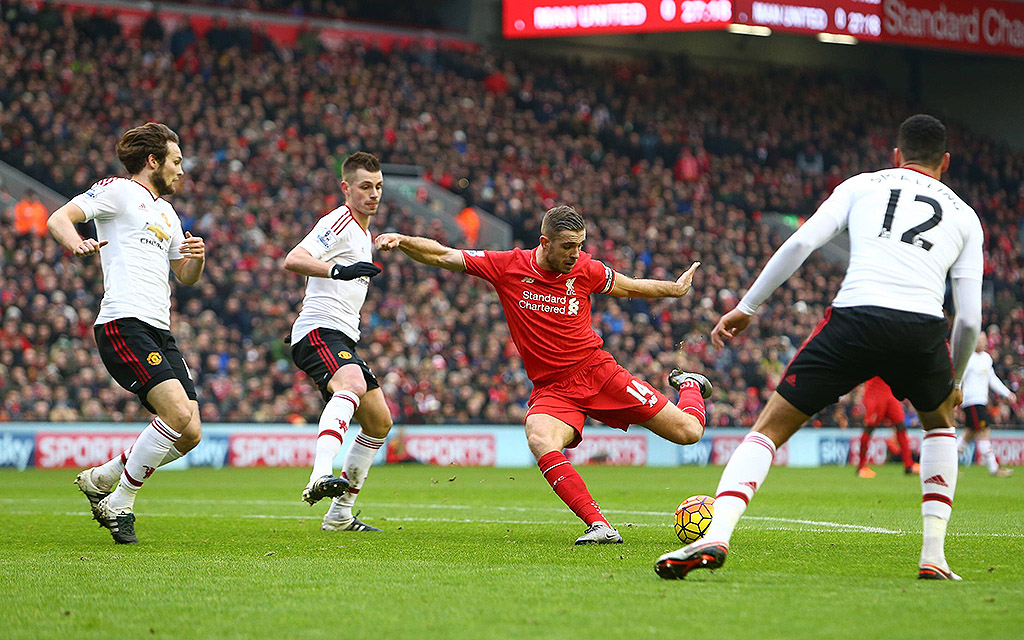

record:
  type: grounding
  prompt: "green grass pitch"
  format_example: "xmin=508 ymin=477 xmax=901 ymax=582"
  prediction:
xmin=1 ymin=464 xmax=1022 ymax=639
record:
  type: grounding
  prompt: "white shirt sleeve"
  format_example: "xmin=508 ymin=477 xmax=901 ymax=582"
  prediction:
xmin=297 ymin=215 xmax=340 ymax=260
xmin=168 ymin=221 xmax=185 ymax=261
xmin=70 ymin=180 xmax=123 ymax=222
xmin=989 ymin=365 xmax=1014 ymax=398
xmin=736 ymin=180 xmax=853 ymax=315
xmin=949 ymin=276 xmax=982 ymax=385
xmin=950 ymin=213 xmax=984 ymax=281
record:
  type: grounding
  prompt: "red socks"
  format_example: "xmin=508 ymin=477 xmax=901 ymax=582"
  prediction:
xmin=859 ymin=431 xmax=872 ymax=469
xmin=675 ymin=380 xmax=706 ymax=427
xmin=861 ymin=430 xmax=914 ymax=470
xmin=538 ymin=451 xmax=607 ymax=526
xmin=895 ymin=430 xmax=913 ymax=469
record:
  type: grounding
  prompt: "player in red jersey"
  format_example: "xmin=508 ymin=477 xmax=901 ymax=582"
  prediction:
xmin=376 ymin=205 xmax=710 ymax=544
xmin=857 ymin=377 xmax=919 ymax=478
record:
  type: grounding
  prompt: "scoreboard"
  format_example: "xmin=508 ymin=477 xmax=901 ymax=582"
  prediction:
xmin=503 ymin=0 xmax=1024 ymax=58
xmin=502 ymin=1 xmax=733 ymax=38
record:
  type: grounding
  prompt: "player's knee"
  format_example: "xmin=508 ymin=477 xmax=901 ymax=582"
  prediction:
xmin=525 ymin=428 xmax=558 ymax=458
xmin=161 ymin=404 xmax=193 ymax=434
xmin=177 ymin=422 xmax=202 ymax=453
xmin=361 ymin=413 xmax=393 ymax=439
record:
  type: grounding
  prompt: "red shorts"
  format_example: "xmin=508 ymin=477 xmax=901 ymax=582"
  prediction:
xmin=527 ymin=350 xmax=669 ymax=448
xmin=863 ymin=393 xmax=905 ymax=427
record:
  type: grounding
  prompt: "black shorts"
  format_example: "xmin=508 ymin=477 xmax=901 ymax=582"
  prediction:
xmin=776 ymin=306 xmax=954 ymax=416
xmin=94 ymin=318 xmax=198 ymax=414
xmin=963 ymin=404 xmax=988 ymax=431
xmin=291 ymin=328 xmax=379 ymax=403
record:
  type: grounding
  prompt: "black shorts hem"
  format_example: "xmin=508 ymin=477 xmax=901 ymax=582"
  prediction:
xmin=774 ymin=386 xmax=821 ymax=417
xmin=913 ymin=381 xmax=955 ymax=413
xmin=137 ymin=370 xmax=199 ymax=414
xmin=291 ymin=328 xmax=379 ymax=403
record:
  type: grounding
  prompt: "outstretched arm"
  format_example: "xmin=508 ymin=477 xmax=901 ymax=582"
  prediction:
xmin=711 ymin=197 xmax=848 ymax=348
xmin=47 ymin=202 xmax=107 ymax=256
xmin=608 ymin=262 xmax=700 ymax=298
xmin=375 ymin=233 xmax=467 ymax=272
xmin=283 ymin=246 xmax=381 ymax=280
xmin=989 ymin=369 xmax=1015 ymax=401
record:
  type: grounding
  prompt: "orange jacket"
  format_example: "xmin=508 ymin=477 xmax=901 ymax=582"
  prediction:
xmin=14 ymin=199 xmax=48 ymax=237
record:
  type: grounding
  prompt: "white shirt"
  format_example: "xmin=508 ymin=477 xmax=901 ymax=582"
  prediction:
xmin=962 ymin=350 xmax=1013 ymax=408
xmin=829 ymin=168 xmax=983 ymax=315
xmin=70 ymin=177 xmax=185 ymax=330
xmin=739 ymin=168 xmax=984 ymax=318
xmin=290 ymin=205 xmax=373 ymax=344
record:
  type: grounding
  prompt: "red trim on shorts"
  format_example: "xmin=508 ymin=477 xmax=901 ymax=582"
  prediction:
xmin=923 ymin=431 xmax=956 ymax=440
xmin=716 ymin=490 xmax=750 ymax=505
xmin=106 ymin=322 xmax=151 ymax=383
xmin=112 ymin=321 xmax=152 ymax=383
xmin=922 ymin=493 xmax=953 ymax=506
xmin=781 ymin=306 xmax=833 ymax=381
xmin=122 ymin=469 xmax=144 ymax=489
xmin=318 ymin=429 xmax=345 ymax=444
xmin=310 ymin=329 xmax=340 ymax=373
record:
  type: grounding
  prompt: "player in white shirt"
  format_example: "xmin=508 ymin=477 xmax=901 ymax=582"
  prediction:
xmin=957 ymin=333 xmax=1016 ymax=477
xmin=284 ymin=152 xmax=392 ymax=532
xmin=47 ymin=123 xmax=206 ymax=544
xmin=656 ymin=115 xmax=982 ymax=581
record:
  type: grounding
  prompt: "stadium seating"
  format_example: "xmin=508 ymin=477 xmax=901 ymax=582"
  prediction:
xmin=1 ymin=0 xmax=1021 ymax=426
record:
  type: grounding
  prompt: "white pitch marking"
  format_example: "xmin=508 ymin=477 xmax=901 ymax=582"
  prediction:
xmin=743 ymin=516 xmax=904 ymax=535
xmin=12 ymin=507 xmax=1023 ymax=537
xmin=5 ymin=498 xmax=1019 ymax=537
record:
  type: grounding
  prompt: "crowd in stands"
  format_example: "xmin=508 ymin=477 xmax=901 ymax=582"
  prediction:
xmin=171 ymin=0 xmax=450 ymax=29
xmin=2 ymin=0 xmax=1022 ymax=428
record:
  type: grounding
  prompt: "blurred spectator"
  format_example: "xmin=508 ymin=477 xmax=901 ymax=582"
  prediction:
xmin=455 ymin=206 xmax=480 ymax=247
xmin=14 ymin=190 xmax=48 ymax=237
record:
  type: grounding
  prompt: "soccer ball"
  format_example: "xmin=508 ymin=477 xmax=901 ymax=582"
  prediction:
xmin=674 ymin=494 xmax=715 ymax=544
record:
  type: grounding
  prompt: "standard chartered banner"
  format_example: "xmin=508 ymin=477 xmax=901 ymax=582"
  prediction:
xmin=0 ymin=424 xmax=1021 ymax=470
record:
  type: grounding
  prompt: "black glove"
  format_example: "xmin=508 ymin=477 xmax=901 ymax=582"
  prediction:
xmin=330 ymin=261 xmax=382 ymax=280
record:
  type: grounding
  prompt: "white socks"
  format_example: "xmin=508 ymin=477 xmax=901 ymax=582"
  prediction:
xmin=919 ymin=427 xmax=958 ymax=568
xmin=310 ymin=391 xmax=360 ymax=482
xmin=327 ymin=432 xmax=387 ymax=522
xmin=94 ymin=442 xmax=187 ymax=492
xmin=107 ymin=418 xmax=181 ymax=511
xmin=94 ymin=447 xmax=132 ymax=490
xmin=701 ymin=431 xmax=777 ymax=546
xmin=976 ymin=438 xmax=1000 ymax=474
xmin=956 ymin=434 xmax=967 ymax=455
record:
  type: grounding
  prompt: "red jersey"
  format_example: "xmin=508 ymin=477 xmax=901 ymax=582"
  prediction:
xmin=462 ymin=247 xmax=615 ymax=385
